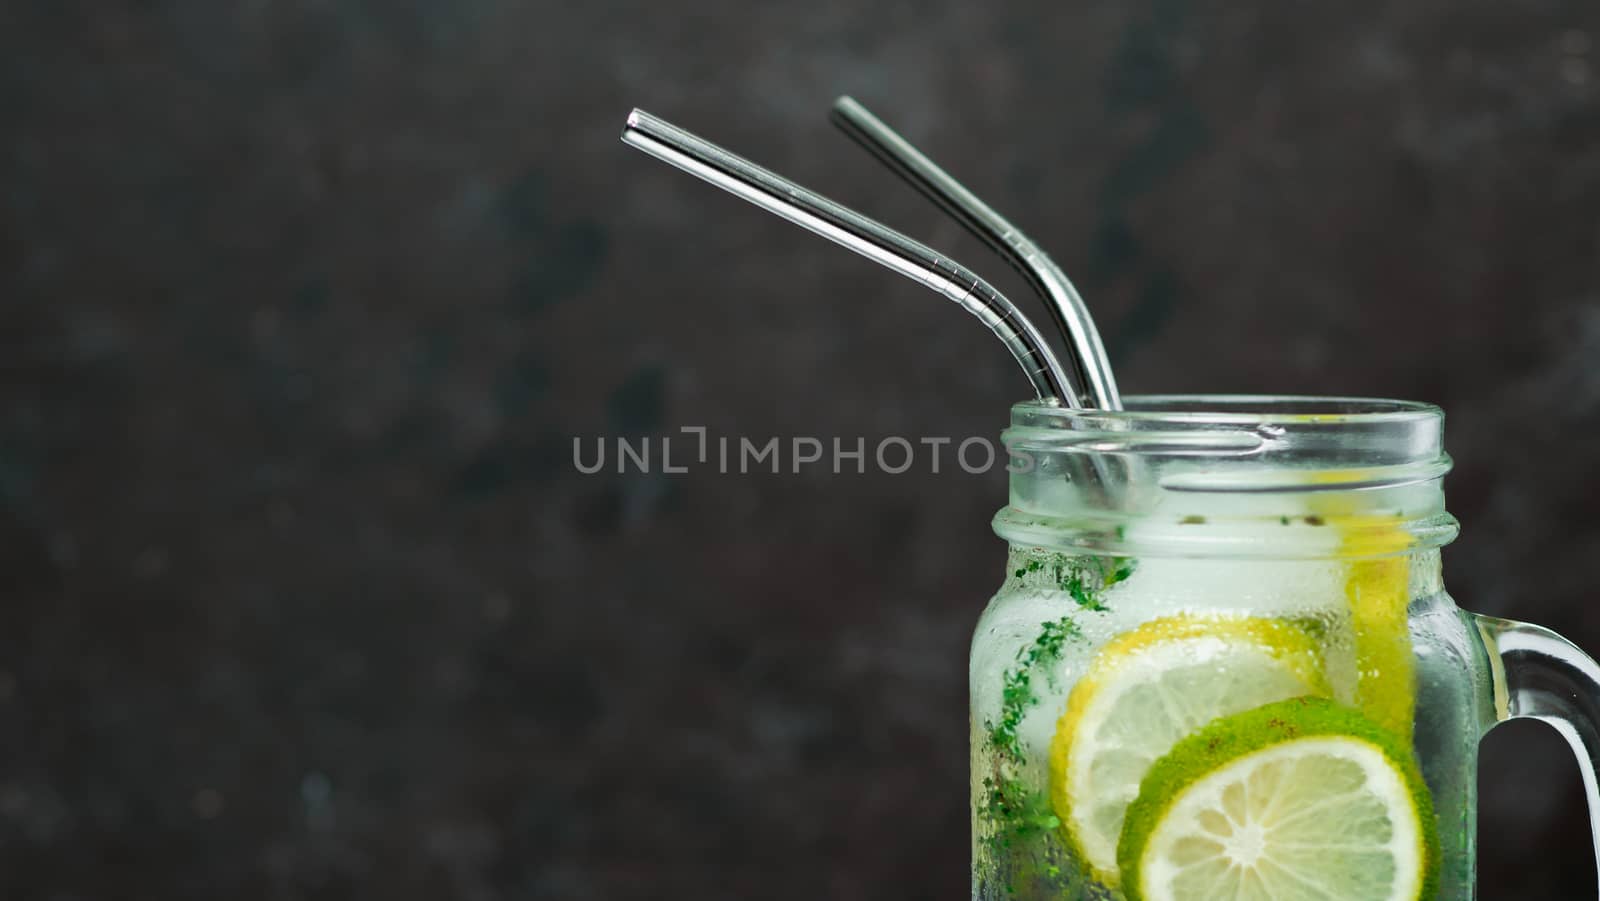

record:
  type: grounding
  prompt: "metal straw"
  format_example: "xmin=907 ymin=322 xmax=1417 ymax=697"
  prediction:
xmin=829 ymin=96 xmax=1122 ymax=411
xmin=620 ymin=109 xmax=1078 ymax=405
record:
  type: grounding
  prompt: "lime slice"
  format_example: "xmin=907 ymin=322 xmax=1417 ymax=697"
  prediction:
xmin=1049 ymin=616 xmax=1331 ymax=885
xmin=1118 ymin=697 xmax=1438 ymax=901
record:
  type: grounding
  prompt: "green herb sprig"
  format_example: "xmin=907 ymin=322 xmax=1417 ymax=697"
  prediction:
xmin=980 ymin=553 xmax=1138 ymax=892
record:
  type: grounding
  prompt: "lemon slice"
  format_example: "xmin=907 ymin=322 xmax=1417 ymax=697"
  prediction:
xmin=1339 ymin=514 xmax=1417 ymax=737
xmin=1301 ymin=471 xmax=1419 ymax=737
xmin=1049 ymin=616 xmax=1331 ymax=885
xmin=1118 ymin=697 xmax=1438 ymax=901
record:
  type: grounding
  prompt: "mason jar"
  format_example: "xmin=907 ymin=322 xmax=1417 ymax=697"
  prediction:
xmin=970 ymin=396 xmax=1600 ymax=900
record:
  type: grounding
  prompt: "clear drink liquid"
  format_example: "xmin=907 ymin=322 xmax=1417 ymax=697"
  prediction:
xmin=969 ymin=544 xmax=1485 ymax=899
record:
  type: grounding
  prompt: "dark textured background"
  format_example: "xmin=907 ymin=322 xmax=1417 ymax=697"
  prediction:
xmin=5 ymin=0 xmax=1600 ymax=898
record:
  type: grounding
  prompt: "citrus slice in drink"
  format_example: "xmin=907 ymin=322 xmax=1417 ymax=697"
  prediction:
xmin=1338 ymin=513 xmax=1417 ymax=737
xmin=1304 ymin=472 xmax=1421 ymax=737
xmin=1049 ymin=616 xmax=1331 ymax=885
xmin=1117 ymin=696 xmax=1437 ymax=901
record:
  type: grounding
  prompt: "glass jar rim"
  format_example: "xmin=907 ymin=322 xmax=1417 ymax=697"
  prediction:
xmin=1006 ymin=393 xmax=1448 ymax=476
xmin=1015 ymin=394 xmax=1443 ymax=426
xmin=997 ymin=394 xmax=1459 ymax=557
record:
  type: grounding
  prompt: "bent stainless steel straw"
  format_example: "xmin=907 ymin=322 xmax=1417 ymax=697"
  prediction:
xmin=621 ymin=109 xmax=1078 ymax=405
xmin=829 ymin=96 xmax=1122 ymax=411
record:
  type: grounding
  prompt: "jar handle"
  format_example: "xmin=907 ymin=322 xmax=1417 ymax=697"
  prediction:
xmin=1474 ymin=613 xmax=1600 ymax=877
